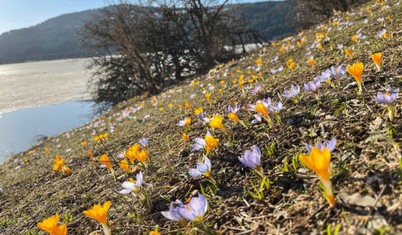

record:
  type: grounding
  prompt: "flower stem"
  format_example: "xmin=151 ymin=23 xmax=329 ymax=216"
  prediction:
xmin=102 ymin=224 xmax=112 ymax=235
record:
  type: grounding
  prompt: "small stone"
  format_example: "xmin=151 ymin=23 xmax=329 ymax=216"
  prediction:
xmin=370 ymin=116 xmax=383 ymax=129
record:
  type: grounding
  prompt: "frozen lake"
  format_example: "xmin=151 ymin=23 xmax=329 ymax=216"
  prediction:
xmin=0 ymin=58 xmax=96 ymax=162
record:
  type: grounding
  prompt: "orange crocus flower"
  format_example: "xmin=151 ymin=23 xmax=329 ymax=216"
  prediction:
xmin=300 ymin=147 xmax=331 ymax=182
xmin=205 ymin=93 xmax=211 ymax=103
xmin=299 ymin=147 xmax=335 ymax=208
xmin=185 ymin=117 xmax=191 ymax=127
xmin=182 ymin=133 xmax=189 ymax=142
xmin=254 ymin=102 xmax=269 ymax=118
xmin=308 ymin=58 xmax=314 ymax=68
xmin=100 ymin=155 xmax=112 ymax=169
xmin=238 ymin=81 xmax=244 ymax=88
xmin=83 ymin=201 xmax=111 ymax=226
xmin=347 ymin=62 xmax=364 ymax=94
xmin=136 ymin=150 xmax=148 ymax=163
xmin=125 ymin=144 xmax=140 ymax=164
xmin=209 ymin=115 xmax=229 ymax=135
xmin=371 ymin=53 xmax=382 ymax=71
xmin=53 ymin=156 xmax=64 ymax=172
xmin=37 ymin=213 xmax=67 ymax=235
xmin=194 ymin=107 xmax=203 ymax=115
xmin=345 ymin=49 xmax=353 ymax=58
xmin=205 ymin=134 xmax=219 ymax=155
xmin=228 ymin=113 xmax=240 ymax=122
xmin=209 ymin=115 xmax=223 ymax=130
xmin=118 ymin=159 xmax=132 ymax=172
xmin=185 ymin=101 xmax=192 ymax=109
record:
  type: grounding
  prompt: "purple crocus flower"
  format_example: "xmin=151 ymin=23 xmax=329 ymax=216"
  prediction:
xmin=373 ymin=87 xmax=399 ymax=104
xmin=197 ymin=112 xmax=207 ymax=120
xmin=177 ymin=117 xmax=189 ymax=127
xmin=304 ymin=81 xmax=321 ymax=94
xmin=117 ymin=152 xmax=125 ymax=158
xmin=177 ymin=193 xmax=208 ymax=222
xmin=227 ymin=105 xmax=240 ymax=114
xmin=330 ymin=65 xmax=347 ymax=78
xmin=248 ymin=98 xmax=270 ymax=112
xmin=268 ymin=101 xmax=283 ymax=113
xmin=161 ymin=200 xmax=186 ymax=222
xmin=282 ymin=85 xmax=300 ymax=99
xmin=139 ymin=138 xmax=148 ymax=147
xmin=238 ymin=146 xmax=263 ymax=174
xmin=305 ymin=138 xmax=337 ymax=153
xmin=251 ymin=85 xmax=261 ymax=94
xmin=118 ymin=172 xmax=143 ymax=194
xmin=244 ymin=85 xmax=253 ymax=90
xmin=270 ymin=56 xmax=278 ymax=63
xmin=353 ymin=33 xmax=366 ymax=41
xmin=252 ymin=114 xmax=262 ymax=124
xmin=189 ymin=156 xmax=212 ymax=177
xmin=314 ymin=70 xmax=331 ymax=83
xmin=190 ymin=138 xmax=206 ymax=151
xmin=337 ymin=44 xmax=343 ymax=50
xmin=249 ymin=97 xmax=282 ymax=115
xmin=197 ymin=112 xmax=211 ymax=124
xmin=376 ymin=29 xmax=387 ymax=39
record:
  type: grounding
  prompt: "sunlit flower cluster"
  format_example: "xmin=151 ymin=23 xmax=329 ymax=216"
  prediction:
xmin=53 ymin=155 xmax=70 ymax=175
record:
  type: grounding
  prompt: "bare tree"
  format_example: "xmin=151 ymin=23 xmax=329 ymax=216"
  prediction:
xmin=79 ymin=0 xmax=248 ymax=107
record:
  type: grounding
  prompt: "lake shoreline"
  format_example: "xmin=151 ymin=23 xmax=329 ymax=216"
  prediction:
xmin=0 ymin=100 xmax=97 ymax=163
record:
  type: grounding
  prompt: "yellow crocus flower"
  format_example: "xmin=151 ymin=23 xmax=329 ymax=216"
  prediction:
xmin=299 ymin=147 xmax=335 ymax=208
xmin=37 ymin=213 xmax=67 ymax=235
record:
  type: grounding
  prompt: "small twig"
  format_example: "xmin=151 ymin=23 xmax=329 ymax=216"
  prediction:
xmin=363 ymin=184 xmax=387 ymax=227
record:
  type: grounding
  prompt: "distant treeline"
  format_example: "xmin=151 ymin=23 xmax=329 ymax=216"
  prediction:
xmin=0 ymin=1 xmax=296 ymax=65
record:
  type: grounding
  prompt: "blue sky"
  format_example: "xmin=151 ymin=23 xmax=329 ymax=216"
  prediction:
xmin=0 ymin=0 xmax=107 ymax=34
xmin=0 ymin=0 xmax=280 ymax=35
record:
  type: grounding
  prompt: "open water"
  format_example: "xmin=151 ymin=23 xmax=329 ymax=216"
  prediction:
xmin=0 ymin=58 xmax=95 ymax=162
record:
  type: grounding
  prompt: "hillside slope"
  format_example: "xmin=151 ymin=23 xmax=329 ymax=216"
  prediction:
xmin=0 ymin=0 xmax=401 ymax=234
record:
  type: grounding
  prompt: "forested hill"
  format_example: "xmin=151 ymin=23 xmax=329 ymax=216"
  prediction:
xmin=0 ymin=1 xmax=295 ymax=65
xmin=0 ymin=10 xmax=96 ymax=64
xmin=240 ymin=1 xmax=295 ymax=40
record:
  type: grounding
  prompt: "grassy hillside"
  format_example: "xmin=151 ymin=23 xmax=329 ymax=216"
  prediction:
xmin=0 ymin=0 xmax=401 ymax=234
